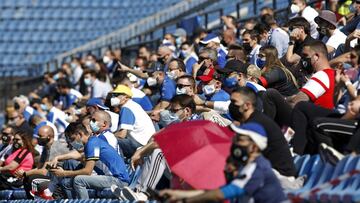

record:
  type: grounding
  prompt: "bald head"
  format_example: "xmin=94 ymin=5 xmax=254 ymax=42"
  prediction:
xmin=93 ymin=110 xmax=111 ymax=129
xmin=38 ymin=125 xmax=55 ymax=139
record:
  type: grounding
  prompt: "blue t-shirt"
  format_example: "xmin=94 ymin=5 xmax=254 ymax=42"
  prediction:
xmin=133 ymin=96 xmax=153 ymax=111
xmin=85 ymin=136 xmax=130 ymax=183
xmin=58 ymin=93 xmax=78 ymax=110
xmin=220 ymin=155 xmax=286 ymax=203
xmin=160 ymin=76 xmax=176 ymax=101
xmin=118 ymin=106 xmax=135 ymax=128
xmin=185 ymin=56 xmax=198 ymax=75
xmin=23 ymin=106 xmax=40 ymax=122
xmin=209 ymin=89 xmax=230 ymax=102
xmin=217 ymin=48 xmax=228 ymax=69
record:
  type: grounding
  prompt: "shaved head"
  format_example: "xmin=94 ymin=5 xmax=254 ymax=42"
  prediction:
xmin=93 ymin=110 xmax=111 ymax=128
xmin=38 ymin=125 xmax=54 ymax=139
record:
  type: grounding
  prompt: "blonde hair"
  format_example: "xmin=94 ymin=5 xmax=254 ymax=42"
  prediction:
xmin=247 ymin=65 xmax=261 ymax=79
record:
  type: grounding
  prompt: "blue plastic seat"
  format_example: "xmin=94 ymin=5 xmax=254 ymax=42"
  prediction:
xmin=0 ymin=190 xmax=13 ymax=200
xmin=12 ymin=189 xmax=27 ymax=199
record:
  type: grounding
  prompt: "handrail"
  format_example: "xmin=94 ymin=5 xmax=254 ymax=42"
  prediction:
xmin=54 ymin=0 xmax=219 ymax=62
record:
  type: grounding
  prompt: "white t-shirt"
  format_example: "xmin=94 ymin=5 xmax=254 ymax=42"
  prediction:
xmin=91 ymin=79 xmax=113 ymax=99
xmin=301 ymin=6 xmax=319 ymax=39
xmin=105 ymin=110 xmax=119 ymax=133
xmin=118 ymin=99 xmax=155 ymax=145
xmin=322 ymin=29 xmax=347 ymax=52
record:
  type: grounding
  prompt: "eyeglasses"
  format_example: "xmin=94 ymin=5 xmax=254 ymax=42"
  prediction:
xmin=350 ymin=54 xmax=357 ymax=59
xmin=8 ymin=116 xmax=18 ymax=120
xmin=257 ymin=54 xmax=266 ymax=58
xmin=169 ymin=107 xmax=184 ymax=114
xmin=198 ymin=56 xmax=210 ymax=61
xmin=177 ymin=84 xmax=191 ymax=89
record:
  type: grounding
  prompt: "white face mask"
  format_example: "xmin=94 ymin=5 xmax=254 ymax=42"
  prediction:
xmin=127 ymin=73 xmax=138 ymax=82
xmin=290 ymin=4 xmax=300 ymax=14
xmin=103 ymin=56 xmax=111 ymax=64
xmin=203 ymin=84 xmax=216 ymax=95
xmin=84 ymin=78 xmax=92 ymax=86
xmin=147 ymin=77 xmax=157 ymax=87
xmin=65 ymin=114 xmax=73 ymax=123
xmin=162 ymin=39 xmax=172 ymax=45
xmin=176 ymin=87 xmax=187 ymax=95
xmin=181 ymin=49 xmax=191 ymax=58
xmin=166 ymin=70 xmax=178 ymax=80
xmin=110 ymin=97 xmax=121 ymax=107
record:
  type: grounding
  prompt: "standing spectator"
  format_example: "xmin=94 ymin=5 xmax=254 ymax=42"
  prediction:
xmin=83 ymin=69 xmax=113 ymax=99
xmin=290 ymin=0 xmax=319 ymax=39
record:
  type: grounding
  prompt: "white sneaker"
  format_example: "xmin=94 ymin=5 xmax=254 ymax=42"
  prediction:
xmin=319 ymin=143 xmax=344 ymax=165
xmin=120 ymin=186 xmax=148 ymax=201
xmin=111 ymin=185 xmax=125 ymax=200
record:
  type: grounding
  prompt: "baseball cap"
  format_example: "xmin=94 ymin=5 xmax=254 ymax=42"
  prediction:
xmin=86 ymin=98 xmax=109 ymax=110
xmin=197 ymin=68 xmax=217 ymax=83
xmin=146 ymin=62 xmax=165 ymax=74
xmin=200 ymin=33 xmax=221 ymax=44
xmin=112 ymin=85 xmax=133 ymax=97
xmin=217 ymin=60 xmax=248 ymax=75
xmin=173 ymin=28 xmax=187 ymax=38
xmin=230 ymin=122 xmax=268 ymax=150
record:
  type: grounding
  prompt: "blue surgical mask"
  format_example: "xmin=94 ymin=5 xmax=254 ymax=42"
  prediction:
xmin=70 ymin=140 xmax=84 ymax=151
xmin=176 ymin=37 xmax=182 ymax=46
xmin=84 ymin=78 xmax=92 ymax=86
xmin=53 ymin=74 xmax=60 ymax=81
xmin=256 ymin=58 xmax=266 ymax=69
xmin=159 ymin=110 xmax=180 ymax=127
xmin=40 ymin=104 xmax=48 ymax=111
xmin=224 ymin=76 xmax=238 ymax=88
xmin=90 ymin=120 xmax=100 ymax=133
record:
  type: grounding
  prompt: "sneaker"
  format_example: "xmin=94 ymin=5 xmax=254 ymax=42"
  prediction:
xmin=319 ymin=143 xmax=344 ymax=166
xmin=111 ymin=185 xmax=125 ymax=200
xmin=120 ymin=186 xmax=148 ymax=201
xmin=35 ymin=190 xmax=54 ymax=200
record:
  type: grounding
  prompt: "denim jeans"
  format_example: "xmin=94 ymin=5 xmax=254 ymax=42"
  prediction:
xmin=72 ymin=175 xmax=128 ymax=199
xmin=117 ymin=136 xmax=142 ymax=159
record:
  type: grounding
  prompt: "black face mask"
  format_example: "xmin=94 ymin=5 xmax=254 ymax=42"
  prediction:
xmin=37 ymin=137 xmax=49 ymax=146
xmin=158 ymin=56 xmax=166 ymax=65
xmin=13 ymin=142 xmax=22 ymax=150
xmin=14 ymin=103 xmax=20 ymax=110
xmin=242 ymin=42 xmax=252 ymax=54
xmin=301 ymin=57 xmax=313 ymax=74
xmin=1 ymin=135 xmax=9 ymax=145
xmin=229 ymin=102 xmax=244 ymax=121
xmin=230 ymin=144 xmax=249 ymax=165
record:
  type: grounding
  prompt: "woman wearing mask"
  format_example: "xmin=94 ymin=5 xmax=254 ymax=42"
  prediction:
xmin=0 ymin=130 xmax=34 ymax=190
xmin=256 ymin=46 xmax=299 ymax=96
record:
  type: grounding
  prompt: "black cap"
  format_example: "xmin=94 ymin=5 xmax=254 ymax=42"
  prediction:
xmin=146 ymin=61 xmax=165 ymax=73
xmin=217 ymin=60 xmax=248 ymax=74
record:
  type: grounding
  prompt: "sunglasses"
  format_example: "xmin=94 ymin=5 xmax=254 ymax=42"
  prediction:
xmin=177 ymin=84 xmax=191 ymax=89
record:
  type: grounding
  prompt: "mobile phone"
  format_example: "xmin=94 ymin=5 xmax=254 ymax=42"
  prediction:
xmin=45 ymin=164 xmax=58 ymax=170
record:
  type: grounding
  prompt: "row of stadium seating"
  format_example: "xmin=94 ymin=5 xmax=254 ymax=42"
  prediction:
xmin=288 ymin=155 xmax=360 ymax=202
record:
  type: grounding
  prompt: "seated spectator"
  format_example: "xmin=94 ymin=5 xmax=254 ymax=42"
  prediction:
xmin=0 ymin=130 xmax=34 ymax=190
xmin=257 ymin=46 xmax=299 ymax=96
xmin=180 ymin=41 xmax=198 ymax=75
xmin=50 ymin=122 xmax=129 ymax=199
xmin=41 ymin=95 xmax=69 ymax=135
xmin=85 ymin=98 xmax=119 ymax=133
xmin=226 ymin=44 xmax=247 ymax=63
xmin=55 ymin=78 xmax=83 ymax=110
xmin=159 ymin=122 xmax=286 ymax=203
xmin=13 ymin=95 xmax=40 ymax=122
xmin=111 ymin=85 xmax=155 ymax=158
xmin=200 ymin=33 xmax=228 ymax=68
xmin=242 ymin=30 xmax=261 ymax=66
xmin=83 ymin=69 xmax=113 ymax=99
xmin=6 ymin=109 xmax=33 ymax=138
xmin=0 ymin=127 xmax=15 ymax=163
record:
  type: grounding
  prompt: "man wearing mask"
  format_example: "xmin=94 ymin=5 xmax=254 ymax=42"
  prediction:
xmin=83 ymin=69 xmax=112 ymax=99
xmin=55 ymin=78 xmax=83 ymax=110
xmin=198 ymin=68 xmax=230 ymax=103
xmin=13 ymin=95 xmax=40 ymax=122
xmin=200 ymin=33 xmax=228 ymax=68
xmin=160 ymin=122 xmax=286 ymax=203
xmin=290 ymin=0 xmax=319 ymax=39
xmin=89 ymin=110 xmax=118 ymax=152
xmin=16 ymin=125 xmax=69 ymax=199
xmin=30 ymin=115 xmax=59 ymax=142
xmin=228 ymin=87 xmax=297 ymax=179
xmin=157 ymin=45 xmax=174 ymax=70
xmin=287 ymin=41 xmax=336 ymax=109
xmin=173 ymin=28 xmax=187 ymax=49
xmin=86 ymin=98 xmax=119 ymax=133
xmin=180 ymin=41 xmax=198 ymax=75
xmin=315 ymin=10 xmax=347 ymax=56
xmin=192 ymin=47 xmax=218 ymax=79
xmin=41 ymin=95 xmax=69 ymax=135
xmin=0 ymin=127 xmax=14 ymax=163
xmin=111 ymin=85 xmax=155 ymax=158
xmin=102 ymin=50 xmax=117 ymax=73
xmin=286 ymin=17 xmax=317 ymax=64
xmin=242 ymin=30 xmax=261 ymax=66
xmin=7 ymin=109 xmax=33 ymax=138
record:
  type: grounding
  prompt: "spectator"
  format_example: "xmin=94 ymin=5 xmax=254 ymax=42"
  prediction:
xmin=180 ymin=41 xmax=198 ymax=75
xmin=86 ymin=98 xmax=119 ymax=133
xmin=192 ymin=47 xmax=218 ymax=79
xmin=111 ymin=85 xmax=155 ymax=158
xmin=260 ymin=6 xmax=274 ymax=18
xmin=55 ymin=78 xmax=83 ymax=110
xmin=200 ymin=33 xmax=228 ymax=68
xmin=102 ymin=50 xmax=117 ymax=73
xmin=173 ymin=28 xmax=187 ymax=49
xmin=6 ymin=109 xmax=33 ymax=138
xmin=226 ymin=44 xmax=247 ymax=63
xmin=0 ymin=127 xmax=15 ymax=163
xmin=159 ymin=122 xmax=286 ymax=203
xmin=13 ymin=95 xmax=40 ymax=122
xmin=83 ymin=69 xmax=113 ymax=99
xmin=257 ymin=45 xmax=299 ymax=96
xmin=0 ymin=130 xmax=34 ymax=190
xmin=287 ymin=41 xmax=336 ymax=109
xmin=262 ymin=14 xmax=289 ymax=58
xmin=70 ymin=57 xmax=83 ymax=87
xmin=90 ymin=110 xmax=118 ymax=152
xmin=290 ymin=0 xmax=319 ymax=39
xmin=222 ymin=29 xmax=237 ymax=47
xmin=315 ymin=10 xmax=347 ymax=56
xmin=138 ymin=46 xmax=151 ymax=61
xmin=242 ymin=30 xmax=261 ymax=66
xmin=50 ymin=122 xmax=129 ymax=199
xmin=41 ymin=95 xmax=69 ymax=135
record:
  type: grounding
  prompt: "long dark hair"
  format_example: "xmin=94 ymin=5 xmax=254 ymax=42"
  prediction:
xmin=14 ymin=130 xmax=35 ymax=155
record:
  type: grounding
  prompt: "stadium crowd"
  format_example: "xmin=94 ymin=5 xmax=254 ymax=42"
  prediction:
xmin=1 ymin=0 xmax=360 ymax=202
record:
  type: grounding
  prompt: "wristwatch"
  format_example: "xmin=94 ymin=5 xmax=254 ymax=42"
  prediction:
xmin=288 ymin=41 xmax=295 ymax=46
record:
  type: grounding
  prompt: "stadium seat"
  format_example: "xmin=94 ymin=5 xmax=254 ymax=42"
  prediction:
xmin=0 ymin=190 xmax=13 ymax=200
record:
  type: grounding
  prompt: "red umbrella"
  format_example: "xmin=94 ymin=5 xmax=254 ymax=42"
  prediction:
xmin=154 ymin=120 xmax=234 ymax=190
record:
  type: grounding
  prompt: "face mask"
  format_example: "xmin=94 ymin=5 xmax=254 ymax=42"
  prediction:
xmin=8 ymin=119 xmax=17 ymax=127
xmin=70 ymin=140 xmax=84 ymax=151
xmin=202 ymin=84 xmax=216 ymax=95
xmin=37 ymin=137 xmax=49 ymax=146
xmin=317 ymin=27 xmax=328 ymax=36
xmin=176 ymin=37 xmax=182 ymax=46
xmin=14 ymin=103 xmax=20 ymax=110
xmin=65 ymin=114 xmax=73 ymax=123
xmin=90 ymin=120 xmax=100 ymax=133
xmin=40 ymin=104 xmax=48 ymax=111
xmin=162 ymin=39 xmax=172 ymax=45
xmin=53 ymin=74 xmax=60 ymax=81
xmin=260 ymin=39 xmax=268 ymax=46
xmin=159 ymin=110 xmax=180 ymax=127
xmin=84 ymin=78 xmax=92 ymax=86
xmin=228 ymin=102 xmax=244 ymax=121
xmin=256 ymin=58 xmax=266 ymax=69
xmin=166 ymin=70 xmax=178 ymax=80
xmin=1 ymin=135 xmax=9 ymax=145
xmin=231 ymin=144 xmax=249 ymax=165
xmin=70 ymin=63 xmax=77 ymax=69
xmin=103 ymin=56 xmax=111 ymax=64
xmin=290 ymin=4 xmax=300 ymax=14
xmin=224 ymin=77 xmax=238 ymax=88
xmin=301 ymin=57 xmax=313 ymax=73
xmin=127 ymin=73 xmax=138 ymax=82
xmin=13 ymin=142 xmax=22 ymax=150
xmin=110 ymin=97 xmax=121 ymax=107
xmin=147 ymin=77 xmax=157 ymax=87
xmin=176 ymin=87 xmax=187 ymax=95
xmin=242 ymin=42 xmax=252 ymax=53
xmin=85 ymin=61 xmax=95 ymax=69
xmin=180 ymin=50 xmax=190 ymax=58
